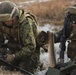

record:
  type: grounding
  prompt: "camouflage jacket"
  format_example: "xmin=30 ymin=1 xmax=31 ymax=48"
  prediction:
xmin=0 ymin=9 xmax=39 ymax=61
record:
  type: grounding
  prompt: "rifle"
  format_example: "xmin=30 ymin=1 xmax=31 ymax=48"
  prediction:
xmin=0 ymin=53 xmax=34 ymax=75
xmin=0 ymin=44 xmax=33 ymax=75
xmin=0 ymin=35 xmax=36 ymax=74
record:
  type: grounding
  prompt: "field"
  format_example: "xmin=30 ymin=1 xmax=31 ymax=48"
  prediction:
xmin=0 ymin=0 xmax=75 ymax=75
xmin=0 ymin=0 xmax=74 ymax=25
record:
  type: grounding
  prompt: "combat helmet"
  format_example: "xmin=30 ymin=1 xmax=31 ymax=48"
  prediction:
xmin=0 ymin=1 xmax=19 ymax=21
xmin=66 ymin=4 xmax=76 ymax=14
xmin=65 ymin=4 xmax=76 ymax=24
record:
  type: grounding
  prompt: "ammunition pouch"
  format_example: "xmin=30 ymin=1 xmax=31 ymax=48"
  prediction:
xmin=1 ymin=42 xmax=23 ymax=51
xmin=6 ymin=42 xmax=23 ymax=50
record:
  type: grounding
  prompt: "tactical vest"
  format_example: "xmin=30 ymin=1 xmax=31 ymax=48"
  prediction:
xmin=1 ymin=9 xmax=38 ymax=46
xmin=2 ymin=25 xmax=19 ymax=43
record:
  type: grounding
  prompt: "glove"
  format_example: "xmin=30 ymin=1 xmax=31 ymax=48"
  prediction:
xmin=55 ymin=63 xmax=67 ymax=69
xmin=36 ymin=31 xmax=48 ymax=47
xmin=6 ymin=54 xmax=15 ymax=63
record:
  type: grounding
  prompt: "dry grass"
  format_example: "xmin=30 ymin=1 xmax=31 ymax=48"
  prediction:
xmin=0 ymin=0 xmax=73 ymax=25
xmin=0 ymin=0 xmax=28 ymax=4
xmin=24 ymin=0 xmax=71 ymax=25
xmin=0 ymin=71 xmax=23 ymax=75
xmin=0 ymin=66 xmax=23 ymax=75
xmin=0 ymin=0 xmax=75 ymax=74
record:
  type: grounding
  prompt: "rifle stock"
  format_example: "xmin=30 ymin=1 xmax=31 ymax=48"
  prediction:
xmin=0 ymin=58 xmax=33 ymax=75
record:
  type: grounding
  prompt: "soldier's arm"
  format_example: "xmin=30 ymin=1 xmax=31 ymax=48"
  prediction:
xmin=54 ymin=28 xmax=64 ymax=43
xmin=54 ymin=12 xmax=72 ymax=44
xmin=15 ymin=17 xmax=36 ymax=60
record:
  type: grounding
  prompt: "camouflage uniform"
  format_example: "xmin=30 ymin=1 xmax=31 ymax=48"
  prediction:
xmin=67 ymin=23 xmax=76 ymax=60
xmin=54 ymin=5 xmax=76 ymax=61
xmin=0 ymin=9 xmax=40 ymax=73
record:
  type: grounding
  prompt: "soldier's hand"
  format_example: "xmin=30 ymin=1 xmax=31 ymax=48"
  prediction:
xmin=42 ymin=44 xmax=48 ymax=52
xmin=6 ymin=54 xmax=15 ymax=63
xmin=37 ymin=31 xmax=48 ymax=47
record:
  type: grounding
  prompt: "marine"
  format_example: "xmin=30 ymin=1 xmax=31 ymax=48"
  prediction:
xmin=54 ymin=4 xmax=76 ymax=63
xmin=0 ymin=1 xmax=40 ymax=73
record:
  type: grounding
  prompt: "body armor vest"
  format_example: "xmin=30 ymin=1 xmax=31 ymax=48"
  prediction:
xmin=2 ymin=25 xmax=20 ymax=43
xmin=0 ymin=9 xmax=38 ymax=54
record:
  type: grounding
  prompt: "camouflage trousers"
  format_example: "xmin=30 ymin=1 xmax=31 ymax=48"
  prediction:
xmin=5 ymin=53 xmax=39 ymax=73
